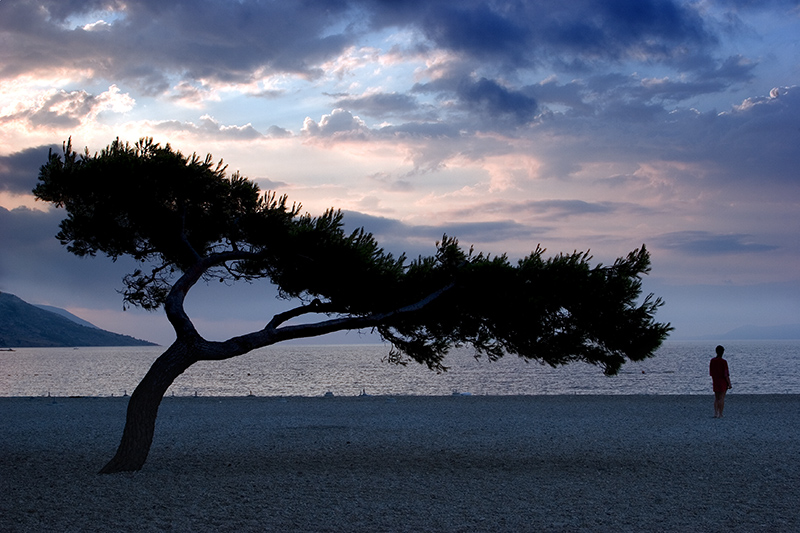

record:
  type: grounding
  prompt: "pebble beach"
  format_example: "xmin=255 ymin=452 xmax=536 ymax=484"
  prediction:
xmin=2 ymin=394 xmax=799 ymax=532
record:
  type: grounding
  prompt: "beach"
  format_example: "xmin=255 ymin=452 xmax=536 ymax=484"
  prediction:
xmin=1 ymin=395 xmax=798 ymax=532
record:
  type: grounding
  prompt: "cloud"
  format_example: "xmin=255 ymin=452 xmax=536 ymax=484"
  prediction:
xmin=0 ymin=0 xmax=732 ymax=107
xmin=653 ymin=231 xmax=779 ymax=255
xmin=151 ymin=115 xmax=262 ymax=140
xmin=542 ymin=0 xmax=712 ymax=63
xmin=302 ymin=109 xmax=369 ymax=138
xmin=0 ymin=0 xmax=797 ymax=341
xmin=0 ymin=0 xmax=357 ymax=90
xmin=0 ymin=145 xmax=56 ymax=195
xmin=452 ymin=199 xmax=621 ymax=220
xmin=0 ymin=0 xmax=770 ymax=148
xmin=516 ymin=84 xmax=800 ymax=188
xmin=665 ymin=85 xmax=800 ymax=186
xmin=365 ymin=0 xmax=715 ymax=71
xmin=410 ymin=75 xmax=538 ymax=126
xmin=0 ymin=205 xmax=139 ymax=299
xmin=341 ymin=210 xmax=545 ymax=257
xmin=0 ymin=85 xmax=134 ymax=129
xmin=333 ymin=92 xmax=419 ymax=118
xmin=254 ymin=177 xmax=289 ymax=191
xmin=455 ymin=78 xmax=538 ymax=125
xmin=265 ymin=125 xmax=292 ymax=139
xmin=418 ymin=3 xmax=531 ymax=66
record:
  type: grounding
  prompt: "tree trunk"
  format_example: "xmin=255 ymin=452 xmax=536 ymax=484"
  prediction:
xmin=99 ymin=340 xmax=197 ymax=474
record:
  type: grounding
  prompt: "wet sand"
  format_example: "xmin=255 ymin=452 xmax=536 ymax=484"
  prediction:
xmin=1 ymin=395 xmax=798 ymax=532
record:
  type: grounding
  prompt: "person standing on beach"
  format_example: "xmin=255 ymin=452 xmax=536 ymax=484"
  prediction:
xmin=710 ymin=345 xmax=732 ymax=418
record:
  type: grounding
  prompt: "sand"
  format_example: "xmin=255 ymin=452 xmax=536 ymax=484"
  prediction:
xmin=1 ymin=394 xmax=799 ymax=532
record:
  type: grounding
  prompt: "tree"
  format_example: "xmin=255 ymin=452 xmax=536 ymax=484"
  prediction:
xmin=35 ymin=138 xmax=672 ymax=474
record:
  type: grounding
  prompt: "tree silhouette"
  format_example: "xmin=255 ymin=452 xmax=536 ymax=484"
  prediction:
xmin=35 ymin=138 xmax=671 ymax=473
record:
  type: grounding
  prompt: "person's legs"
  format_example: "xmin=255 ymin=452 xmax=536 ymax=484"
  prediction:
xmin=714 ymin=391 xmax=726 ymax=417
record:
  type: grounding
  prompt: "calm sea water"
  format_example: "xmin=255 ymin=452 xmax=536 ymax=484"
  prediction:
xmin=0 ymin=341 xmax=798 ymax=397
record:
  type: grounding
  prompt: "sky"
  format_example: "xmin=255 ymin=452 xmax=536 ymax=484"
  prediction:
xmin=1 ymin=0 xmax=799 ymax=346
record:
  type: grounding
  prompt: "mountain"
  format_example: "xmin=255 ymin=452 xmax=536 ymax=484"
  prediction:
xmin=0 ymin=292 xmax=156 ymax=347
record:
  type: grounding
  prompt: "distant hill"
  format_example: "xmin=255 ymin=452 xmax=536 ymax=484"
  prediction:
xmin=717 ymin=324 xmax=800 ymax=340
xmin=34 ymin=304 xmax=99 ymax=329
xmin=0 ymin=292 xmax=156 ymax=348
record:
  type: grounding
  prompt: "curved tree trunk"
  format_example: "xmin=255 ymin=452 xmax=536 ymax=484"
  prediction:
xmin=99 ymin=340 xmax=197 ymax=474
xmin=97 ymin=280 xmax=455 ymax=474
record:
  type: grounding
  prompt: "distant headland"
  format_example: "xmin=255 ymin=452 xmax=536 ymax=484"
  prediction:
xmin=0 ymin=292 xmax=156 ymax=348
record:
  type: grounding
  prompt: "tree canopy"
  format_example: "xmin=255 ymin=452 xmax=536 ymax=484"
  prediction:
xmin=35 ymin=138 xmax=671 ymax=472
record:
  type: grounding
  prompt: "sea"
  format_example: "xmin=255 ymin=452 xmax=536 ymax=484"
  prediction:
xmin=1 ymin=340 xmax=798 ymax=397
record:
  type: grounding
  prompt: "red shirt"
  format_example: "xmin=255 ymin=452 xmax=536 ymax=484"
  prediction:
xmin=709 ymin=357 xmax=729 ymax=392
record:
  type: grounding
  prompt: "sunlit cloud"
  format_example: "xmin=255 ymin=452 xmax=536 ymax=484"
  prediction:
xmin=302 ymin=108 xmax=369 ymax=139
xmin=150 ymin=115 xmax=262 ymax=140
xmin=1 ymin=84 xmax=134 ymax=128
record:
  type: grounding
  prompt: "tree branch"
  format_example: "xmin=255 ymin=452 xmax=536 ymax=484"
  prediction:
xmin=204 ymin=282 xmax=456 ymax=360
xmin=164 ymin=249 xmax=269 ymax=339
xmin=264 ymin=299 xmax=344 ymax=329
xmin=272 ymin=282 xmax=456 ymax=340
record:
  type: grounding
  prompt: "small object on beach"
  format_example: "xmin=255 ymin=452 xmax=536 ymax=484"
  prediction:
xmin=194 ymin=391 xmax=198 ymax=397
xmin=324 ymin=391 xmax=334 ymax=397
xmin=452 ymin=390 xmax=472 ymax=396
xmin=359 ymin=388 xmax=371 ymax=397
xmin=248 ymin=390 xmax=255 ymax=397
xmin=123 ymin=390 xmax=128 ymax=397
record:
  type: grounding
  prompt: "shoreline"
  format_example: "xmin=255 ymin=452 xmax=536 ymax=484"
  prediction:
xmin=2 ymin=395 xmax=799 ymax=532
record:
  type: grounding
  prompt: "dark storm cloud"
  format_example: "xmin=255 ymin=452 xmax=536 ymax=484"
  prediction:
xmin=0 ymin=206 xmax=61 ymax=248
xmin=653 ymin=231 xmax=779 ymax=255
xmin=0 ymin=0 xmax=766 ymax=145
xmin=541 ymin=0 xmax=712 ymax=64
xmin=0 ymin=0 xmax=357 ymax=88
xmin=2 ymin=0 xmax=727 ymax=95
xmin=418 ymin=3 xmax=531 ymax=66
xmin=411 ymin=76 xmax=538 ymax=126
xmin=363 ymin=0 xmax=714 ymax=70
xmin=0 ymin=145 xmax=56 ymax=194
xmin=0 ymin=205 xmax=157 ymax=308
xmin=455 ymin=78 xmax=537 ymax=125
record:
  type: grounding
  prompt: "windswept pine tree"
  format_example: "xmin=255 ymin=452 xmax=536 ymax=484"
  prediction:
xmin=35 ymin=138 xmax=671 ymax=473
